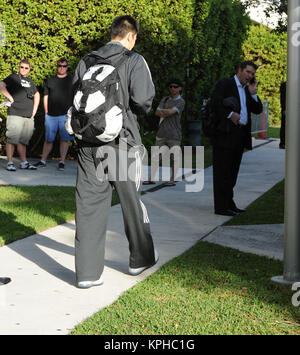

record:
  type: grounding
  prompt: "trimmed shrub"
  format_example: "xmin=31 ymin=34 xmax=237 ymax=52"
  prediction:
xmin=0 ymin=0 xmax=251 ymax=155
xmin=242 ymin=24 xmax=287 ymax=125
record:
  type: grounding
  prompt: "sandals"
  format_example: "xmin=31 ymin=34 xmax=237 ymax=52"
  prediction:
xmin=143 ymin=181 xmax=155 ymax=185
xmin=143 ymin=181 xmax=176 ymax=186
xmin=164 ymin=181 xmax=176 ymax=186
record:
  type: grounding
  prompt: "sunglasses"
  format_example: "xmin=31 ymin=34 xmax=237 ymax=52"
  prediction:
xmin=169 ymin=85 xmax=179 ymax=89
xmin=20 ymin=66 xmax=30 ymax=70
xmin=58 ymin=64 xmax=68 ymax=68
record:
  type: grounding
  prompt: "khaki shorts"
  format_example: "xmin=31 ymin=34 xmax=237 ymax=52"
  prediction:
xmin=154 ymin=137 xmax=181 ymax=163
xmin=6 ymin=115 xmax=35 ymax=145
xmin=155 ymin=137 xmax=181 ymax=148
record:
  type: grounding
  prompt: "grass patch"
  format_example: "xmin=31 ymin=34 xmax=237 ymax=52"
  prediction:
xmin=225 ymin=180 xmax=284 ymax=226
xmin=0 ymin=186 xmax=76 ymax=246
xmin=71 ymin=241 xmax=299 ymax=335
xmin=267 ymin=125 xmax=280 ymax=139
xmin=0 ymin=186 xmax=120 ymax=246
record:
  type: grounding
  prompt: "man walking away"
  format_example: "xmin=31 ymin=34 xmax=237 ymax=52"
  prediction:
xmin=72 ymin=15 xmax=158 ymax=289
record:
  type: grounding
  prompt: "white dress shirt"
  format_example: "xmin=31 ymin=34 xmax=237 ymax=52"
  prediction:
xmin=228 ymin=75 xmax=258 ymax=125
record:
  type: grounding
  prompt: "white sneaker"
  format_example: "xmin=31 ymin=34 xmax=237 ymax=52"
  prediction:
xmin=129 ymin=249 xmax=159 ymax=276
xmin=7 ymin=162 xmax=16 ymax=171
xmin=19 ymin=162 xmax=37 ymax=170
xmin=77 ymin=275 xmax=104 ymax=289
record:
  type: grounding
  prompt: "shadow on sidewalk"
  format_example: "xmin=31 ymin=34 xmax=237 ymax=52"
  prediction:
xmin=1 ymin=186 xmax=77 ymax=285
xmin=7 ymin=230 xmax=76 ymax=285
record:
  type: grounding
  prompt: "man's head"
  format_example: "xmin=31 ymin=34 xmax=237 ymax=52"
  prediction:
xmin=57 ymin=58 xmax=68 ymax=76
xmin=18 ymin=59 xmax=31 ymax=77
xmin=168 ymin=78 xmax=183 ymax=98
xmin=237 ymin=60 xmax=258 ymax=86
xmin=110 ymin=15 xmax=139 ymax=50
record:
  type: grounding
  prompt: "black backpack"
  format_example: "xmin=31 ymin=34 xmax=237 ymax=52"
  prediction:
xmin=201 ymin=98 xmax=216 ymax=137
xmin=67 ymin=51 xmax=132 ymax=144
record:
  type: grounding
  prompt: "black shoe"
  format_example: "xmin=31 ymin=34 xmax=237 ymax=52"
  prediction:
xmin=215 ymin=209 xmax=237 ymax=216
xmin=34 ymin=161 xmax=46 ymax=168
xmin=0 ymin=277 xmax=11 ymax=285
xmin=232 ymin=207 xmax=246 ymax=213
xmin=58 ymin=162 xmax=65 ymax=171
xmin=279 ymin=144 xmax=285 ymax=149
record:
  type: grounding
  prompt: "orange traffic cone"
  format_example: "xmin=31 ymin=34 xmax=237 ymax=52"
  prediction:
xmin=256 ymin=108 xmax=267 ymax=139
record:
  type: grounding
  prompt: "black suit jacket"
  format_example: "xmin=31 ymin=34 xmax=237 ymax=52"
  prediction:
xmin=211 ymin=77 xmax=263 ymax=150
xmin=280 ymin=81 xmax=286 ymax=115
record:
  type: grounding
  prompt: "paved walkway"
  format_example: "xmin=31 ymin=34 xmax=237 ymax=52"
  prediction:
xmin=0 ymin=139 xmax=285 ymax=335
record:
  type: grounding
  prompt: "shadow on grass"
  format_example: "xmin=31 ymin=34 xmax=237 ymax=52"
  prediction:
xmin=0 ymin=186 xmax=76 ymax=246
xmin=0 ymin=209 xmax=36 ymax=245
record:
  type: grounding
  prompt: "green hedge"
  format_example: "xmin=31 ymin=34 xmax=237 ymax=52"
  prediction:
xmin=243 ymin=24 xmax=287 ymax=125
xmin=0 ymin=0 xmax=251 ymax=155
xmin=187 ymin=0 xmax=250 ymax=112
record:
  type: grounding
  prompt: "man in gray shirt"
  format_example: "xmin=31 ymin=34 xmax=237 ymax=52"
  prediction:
xmin=143 ymin=78 xmax=185 ymax=186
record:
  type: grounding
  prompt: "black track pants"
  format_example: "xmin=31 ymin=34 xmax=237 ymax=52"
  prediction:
xmin=75 ymin=144 xmax=155 ymax=282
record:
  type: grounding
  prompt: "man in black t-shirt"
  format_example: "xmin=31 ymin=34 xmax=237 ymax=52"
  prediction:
xmin=34 ymin=58 xmax=74 ymax=171
xmin=0 ymin=59 xmax=40 ymax=171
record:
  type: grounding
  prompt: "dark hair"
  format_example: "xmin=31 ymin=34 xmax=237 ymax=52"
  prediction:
xmin=57 ymin=57 xmax=68 ymax=65
xmin=239 ymin=60 xmax=258 ymax=71
xmin=110 ymin=15 xmax=139 ymax=39
xmin=19 ymin=58 xmax=31 ymax=67
xmin=168 ymin=78 xmax=183 ymax=87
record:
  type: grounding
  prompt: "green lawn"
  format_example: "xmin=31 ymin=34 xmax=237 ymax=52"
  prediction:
xmin=226 ymin=180 xmax=284 ymax=226
xmin=0 ymin=186 xmax=119 ymax=246
xmin=267 ymin=125 xmax=280 ymax=139
xmin=71 ymin=241 xmax=299 ymax=335
xmin=0 ymin=186 xmax=76 ymax=246
xmin=70 ymin=177 xmax=294 ymax=336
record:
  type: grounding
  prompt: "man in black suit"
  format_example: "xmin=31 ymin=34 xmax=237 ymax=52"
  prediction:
xmin=211 ymin=61 xmax=263 ymax=216
xmin=279 ymin=81 xmax=286 ymax=149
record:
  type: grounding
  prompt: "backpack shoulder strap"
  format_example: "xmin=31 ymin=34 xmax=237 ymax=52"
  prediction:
xmin=82 ymin=53 xmax=100 ymax=70
xmin=83 ymin=50 xmax=133 ymax=71
xmin=112 ymin=50 xmax=133 ymax=70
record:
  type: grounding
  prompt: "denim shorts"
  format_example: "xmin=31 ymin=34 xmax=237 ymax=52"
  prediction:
xmin=45 ymin=114 xmax=74 ymax=142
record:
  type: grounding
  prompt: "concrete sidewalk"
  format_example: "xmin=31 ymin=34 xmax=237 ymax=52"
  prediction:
xmin=0 ymin=139 xmax=285 ymax=335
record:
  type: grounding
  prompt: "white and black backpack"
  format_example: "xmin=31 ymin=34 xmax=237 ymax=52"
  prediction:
xmin=66 ymin=51 xmax=132 ymax=144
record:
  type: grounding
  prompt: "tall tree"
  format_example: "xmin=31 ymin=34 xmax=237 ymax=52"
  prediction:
xmin=243 ymin=0 xmax=287 ymax=31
